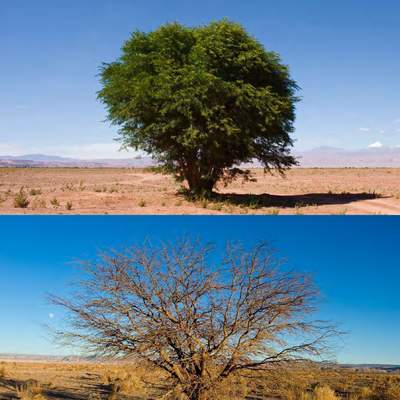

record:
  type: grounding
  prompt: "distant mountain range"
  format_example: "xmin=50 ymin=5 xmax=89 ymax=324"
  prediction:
xmin=0 ymin=353 xmax=398 ymax=371
xmin=0 ymin=154 xmax=154 ymax=168
xmin=295 ymin=146 xmax=400 ymax=167
xmin=1 ymin=147 xmax=400 ymax=168
xmin=0 ymin=353 xmax=85 ymax=362
xmin=340 ymin=364 xmax=400 ymax=372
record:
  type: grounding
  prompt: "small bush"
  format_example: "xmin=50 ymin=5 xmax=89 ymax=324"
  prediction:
xmin=29 ymin=188 xmax=42 ymax=196
xmin=14 ymin=188 xmax=30 ymax=208
xmin=50 ymin=198 xmax=60 ymax=208
xmin=66 ymin=201 xmax=73 ymax=210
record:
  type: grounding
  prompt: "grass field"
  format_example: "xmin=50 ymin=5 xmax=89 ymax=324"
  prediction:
xmin=0 ymin=360 xmax=399 ymax=400
xmin=1 ymin=168 xmax=400 ymax=215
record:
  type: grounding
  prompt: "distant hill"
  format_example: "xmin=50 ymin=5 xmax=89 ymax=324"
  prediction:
xmin=295 ymin=147 xmax=400 ymax=167
xmin=340 ymin=364 xmax=400 ymax=372
xmin=0 ymin=154 xmax=155 ymax=168
xmin=1 ymin=147 xmax=400 ymax=168
xmin=1 ymin=353 xmax=399 ymax=371
xmin=0 ymin=154 xmax=76 ymax=162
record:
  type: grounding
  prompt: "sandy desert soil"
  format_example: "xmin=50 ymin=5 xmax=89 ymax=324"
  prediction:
xmin=0 ymin=360 xmax=161 ymax=400
xmin=0 ymin=167 xmax=399 ymax=215
xmin=1 ymin=360 xmax=399 ymax=400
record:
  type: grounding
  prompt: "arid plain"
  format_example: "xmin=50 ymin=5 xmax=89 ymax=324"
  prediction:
xmin=1 ymin=168 xmax=400 ymax=215
xmin=1 ymin=360 xmax=399 ymax=400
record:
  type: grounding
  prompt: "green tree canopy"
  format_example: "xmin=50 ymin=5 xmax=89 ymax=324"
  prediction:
xmin=99 ymin=20 xmax=299 ymax=196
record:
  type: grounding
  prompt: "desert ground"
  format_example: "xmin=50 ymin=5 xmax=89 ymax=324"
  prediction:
xmin=0 ymin=360 xmax=399 ymax=400
xmin=0 ymin=167 xmax=400 ymax=215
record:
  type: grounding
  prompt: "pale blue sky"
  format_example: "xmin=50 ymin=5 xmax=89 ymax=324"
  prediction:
xmin=1 ymin=0 xmax=400 ymax=158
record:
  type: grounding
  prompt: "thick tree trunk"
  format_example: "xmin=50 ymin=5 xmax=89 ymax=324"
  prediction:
xmin=187 ymin=387 xmax=208 ymax=400
xmin=182 ymin=158 xmax=220 ymax=198
xmin=186 ymin=174 xmax=217 ymax=198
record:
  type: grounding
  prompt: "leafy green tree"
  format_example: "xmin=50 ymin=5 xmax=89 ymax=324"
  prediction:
xmin=99 ymin=20 xmax=299 ymax=196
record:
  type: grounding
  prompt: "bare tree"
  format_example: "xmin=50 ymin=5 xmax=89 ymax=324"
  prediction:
xmin=50 ymin=239 xmax=337 ymax=400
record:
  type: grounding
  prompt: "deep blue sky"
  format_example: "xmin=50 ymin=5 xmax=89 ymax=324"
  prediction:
xmin=0 ymin=216 xmax=399 ymax=364
xmin=1 ymin=0 xmax=400 ymax=157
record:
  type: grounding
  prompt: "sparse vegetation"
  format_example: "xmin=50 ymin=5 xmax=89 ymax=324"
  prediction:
xmin=50 ymin=197 xmax=60 ymax=208
xmin=0 ymin=361 xmax=399 ymax=400
xmin=29 ymin=188 xmax=42 ymax=196
xmin=94 ymin=186 xmax=108 ymax=193
xmin=16 ymin=379 xmax=45 ymax=400
xmin=0 ymin=168 xmax=399 ymax=215
xmin=0 ymin=363 xmax=6 ymax=378
xmin=14 ymin=188 xmax=30 ymax=208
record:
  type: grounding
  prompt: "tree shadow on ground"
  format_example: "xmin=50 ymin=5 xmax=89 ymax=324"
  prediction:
xmin=0 ymin=374 xmax=160 ymax=400
xmin=211 ymin=191 xmax=382 ymax=209
xmin=0 ymin=376 xmax=24 ymax=397
xmin=0 ymin=376 xmax=96 ymax=400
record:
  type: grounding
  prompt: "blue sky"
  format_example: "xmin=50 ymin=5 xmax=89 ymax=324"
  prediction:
xmin=0 ymin=216 xmax=399 ymax=364
xmin=1 ymin=0 xmax=400 ymax=158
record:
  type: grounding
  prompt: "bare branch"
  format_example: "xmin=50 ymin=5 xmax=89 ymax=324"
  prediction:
xmin=49 ymin=239 xmax=339 ymax=400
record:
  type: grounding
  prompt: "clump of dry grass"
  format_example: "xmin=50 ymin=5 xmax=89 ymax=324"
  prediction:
xmin=16 ymin=379 xmax=46 ymax=400
xmin=0 ymin=363 xmax=6 ymax=378
xmin=209 ymin=373 xmax=251 ymax=400
xmin=29 ymin=188 xmax=42 ymax=196
xmin=384 ymin=382 xmax=400 ymax=400
xmin=312 ymin=385 xmax=339 ymax=400
xmin=100 ymin=365 xmax=152 ymax=400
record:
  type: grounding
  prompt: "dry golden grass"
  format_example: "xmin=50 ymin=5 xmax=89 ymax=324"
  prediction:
xmin=0 ymin=167 xmax=400 ymax=214
xmin=0 ymin=361 xmax=399 ymax=400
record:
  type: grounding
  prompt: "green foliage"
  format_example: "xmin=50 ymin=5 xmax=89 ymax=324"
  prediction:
xmin=99 ymin=19 xmax=299 ymax=195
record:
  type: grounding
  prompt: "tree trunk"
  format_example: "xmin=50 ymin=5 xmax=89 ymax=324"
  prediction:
xmin=186 ymin=175 xmax=217 ymax=198
xmin=187 ymin=387 xmax=208 ymax=400
xmin=182 ymin=158 xmax=219 ymax=198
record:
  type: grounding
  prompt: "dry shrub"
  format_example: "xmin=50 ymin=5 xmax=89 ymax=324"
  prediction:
xmin=385 ymin=382 xmax=400 ymax=400
xmin=88 ymin=394 xmax=102 ymax=400
xmin=313 ymin=385 xmax=338 ymax=400
xmin=210 ymin=373 xmax=251 ymax=400
xmin=0 ymin=363 xmax=6 ymax=378
xmin=352 ymin=386 xmax=373 ymax=399
xmin=101 ymin=365 xmax=152 ymax=400
xmin=16 ymin=379 xmax=46 ymax=400
xmin=14 ymin=188 xmax=30 ymax=208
